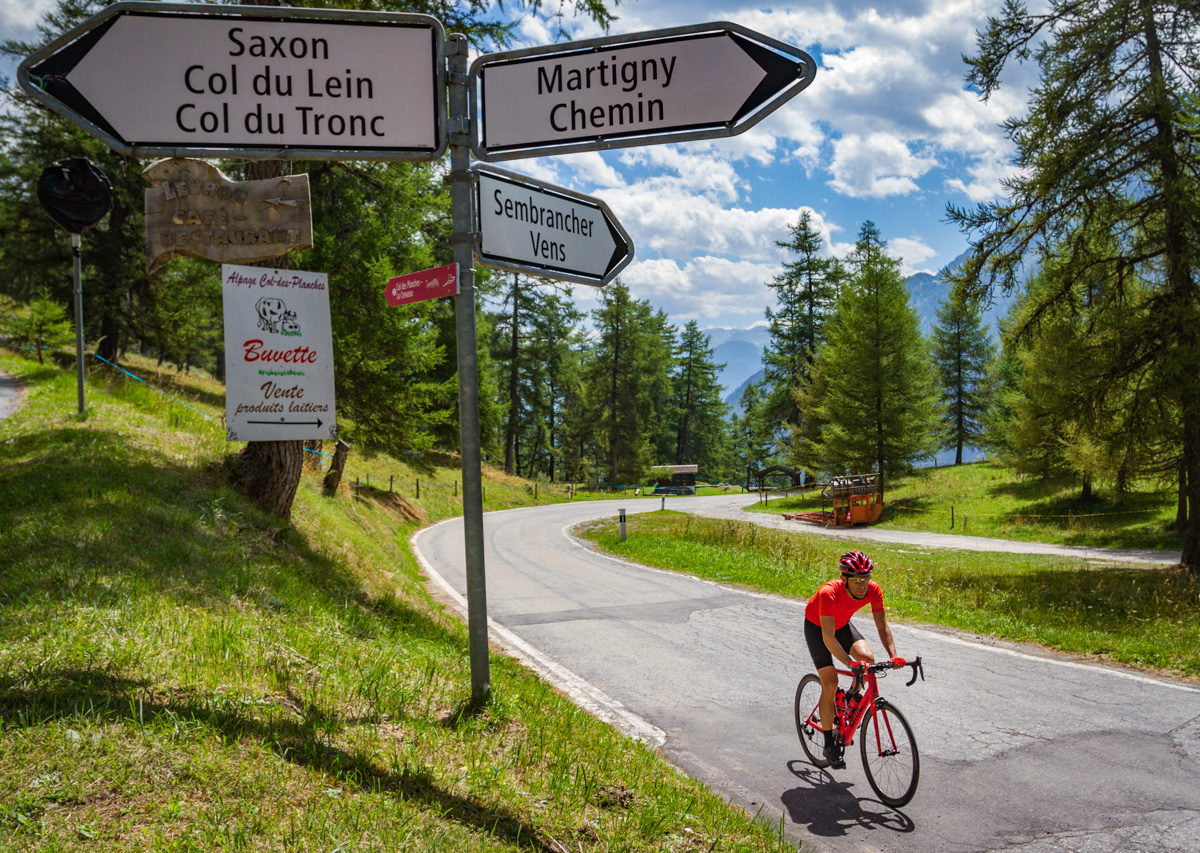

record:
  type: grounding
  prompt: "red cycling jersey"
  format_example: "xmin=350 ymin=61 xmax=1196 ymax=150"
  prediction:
xmin=804 ymin=578 xmax=884 ymax=628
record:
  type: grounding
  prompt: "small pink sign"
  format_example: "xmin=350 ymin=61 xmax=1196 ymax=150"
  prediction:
xmin=385 ymin=263 xmax=459 ymax=307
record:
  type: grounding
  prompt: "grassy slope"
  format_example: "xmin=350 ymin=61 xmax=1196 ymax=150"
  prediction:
xmin=749 ymin=461 xmax=1184 ymax=551
xmin=0 ymin=353 xmax=791 ymax=852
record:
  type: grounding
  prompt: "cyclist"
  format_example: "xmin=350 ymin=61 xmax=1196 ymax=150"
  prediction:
xmin=804 ymin=550 xmax=904 ymax=768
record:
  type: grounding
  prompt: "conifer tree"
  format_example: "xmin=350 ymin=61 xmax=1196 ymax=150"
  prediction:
xmin=510 ymin=285 xmax=584 ymax=481
xmin=583 ymin=282 xmax=675 ymax=485
xmin=731 ymin=381 xmax=777 ymax=486
xmin=762 ymin=211 xmax=839 ymax=444
xmin=930 ymin=292 xmax=997 ymax=464
xmin=672 ymin=321 xmax=731 ymax=476
xmin=806 ymin=222 xmax=941 ymax=485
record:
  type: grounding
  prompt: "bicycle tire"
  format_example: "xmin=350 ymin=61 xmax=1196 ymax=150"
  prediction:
xmin=859 ymin=700 xmax=919 ymax=807
xmin=794 ymin=674 xmax=829 ymax=767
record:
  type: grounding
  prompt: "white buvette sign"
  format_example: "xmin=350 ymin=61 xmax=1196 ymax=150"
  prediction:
xmin=222 ymin=264 xmax=337 ymax=441
xmin=19 ymin=3 xmax=445 ymax=160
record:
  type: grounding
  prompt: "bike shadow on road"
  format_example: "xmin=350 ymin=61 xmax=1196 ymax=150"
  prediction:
xmin=781 ymin=759 xmax=915 ymax=839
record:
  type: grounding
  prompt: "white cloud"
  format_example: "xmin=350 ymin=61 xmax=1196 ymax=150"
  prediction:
xmin=621 ymin=256 xmax=782 ymax=324
xmin=890 ymin=236 xmax=938 ymax=276
xmin=828 ymin=133 xmax=939 ymax=198
xmin=0 ymin=0 xmax=55 ymax=33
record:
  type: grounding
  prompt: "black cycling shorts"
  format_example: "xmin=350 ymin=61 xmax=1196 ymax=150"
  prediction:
xmin=805 ymin=618 xmax=865 ymax=671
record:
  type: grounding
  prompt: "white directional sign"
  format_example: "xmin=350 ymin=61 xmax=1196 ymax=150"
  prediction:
xmin=18 ymin=2 xmax=445 ymax=161
xmin=474 ymin=166 xmax=634 ymax=286
xmin=471 ymin=22 xmax=816 ymax=161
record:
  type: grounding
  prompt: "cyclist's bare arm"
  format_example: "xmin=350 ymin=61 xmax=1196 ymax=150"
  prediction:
xmin=873 ymin=609 xmax=899 ymax=659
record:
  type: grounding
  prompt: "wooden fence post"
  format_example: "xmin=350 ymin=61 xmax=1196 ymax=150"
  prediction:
xmin=322 ymin=439 xmax=350 ymax=496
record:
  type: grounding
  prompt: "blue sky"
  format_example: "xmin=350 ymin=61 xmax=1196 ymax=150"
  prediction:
xmin=1 ymin=0 xmax=1037 ymax=334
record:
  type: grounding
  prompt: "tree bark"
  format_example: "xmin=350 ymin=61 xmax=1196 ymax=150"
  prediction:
xmin=235 ymin=440 xmax=303 ymax=518
xmin=1176 ymin=458 xmax=1187 ymax=531
xmin=231 ymin=114 xmax=304 ymax=520
xmin=504 ymin=274 xmax=519 ymax=474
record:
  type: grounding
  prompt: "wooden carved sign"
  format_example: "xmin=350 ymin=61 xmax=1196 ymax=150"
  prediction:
xmin=143 ymin=158 xmax=313 ymax=274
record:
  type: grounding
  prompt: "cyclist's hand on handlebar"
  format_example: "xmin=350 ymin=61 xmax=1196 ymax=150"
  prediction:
xmin=890 ymin=656 xmax=906 ymax=669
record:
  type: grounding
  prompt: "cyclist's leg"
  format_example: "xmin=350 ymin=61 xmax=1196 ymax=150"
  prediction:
xmin=847 ymin=621 xmax=874 ymax=663
xmin=804 ymin=620 xmax=842 ymax=746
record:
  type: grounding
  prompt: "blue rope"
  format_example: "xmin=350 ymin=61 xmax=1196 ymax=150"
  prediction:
xmin=90 ymin=352 xmax=216 ymax=422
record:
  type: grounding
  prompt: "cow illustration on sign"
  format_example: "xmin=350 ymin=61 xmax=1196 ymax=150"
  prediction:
xmin=256 ymin=297 xmax=300 ymax=335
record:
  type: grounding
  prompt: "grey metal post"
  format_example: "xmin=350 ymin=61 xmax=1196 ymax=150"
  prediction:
xmin=71 ymin=232 xmax=85 ymax=415
xmin=447 ymin=33 xmax=490 ymax=704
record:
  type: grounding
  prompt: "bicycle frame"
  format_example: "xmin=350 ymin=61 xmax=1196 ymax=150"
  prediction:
xmin=804 ymin=657 xmax=923 ymax=747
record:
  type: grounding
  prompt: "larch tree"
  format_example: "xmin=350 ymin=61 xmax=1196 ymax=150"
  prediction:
xmin=948 ymin=0 xmax=1200 ymax=570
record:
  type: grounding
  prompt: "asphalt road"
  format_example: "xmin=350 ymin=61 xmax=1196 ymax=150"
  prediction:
xmin=0 ymin=368 xmax=21 ymax=423
xmin=413 ymin=495 xmax=1200 ymax=852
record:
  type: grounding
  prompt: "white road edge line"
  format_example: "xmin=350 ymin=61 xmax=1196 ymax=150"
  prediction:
xmin=563 ymin=518 xmax=1200 ymax=695
xmin=410 ymin=520 xmax=667 ymax=748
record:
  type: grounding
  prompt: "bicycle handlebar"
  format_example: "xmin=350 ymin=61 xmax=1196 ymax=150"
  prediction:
xmin=846 ymin=656 xmax=924 ymax=690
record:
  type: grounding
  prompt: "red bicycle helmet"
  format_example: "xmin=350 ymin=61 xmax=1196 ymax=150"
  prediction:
xmin=838 ymin=550 xmax=874 ymax=576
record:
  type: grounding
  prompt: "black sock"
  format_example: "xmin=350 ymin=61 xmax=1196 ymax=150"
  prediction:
xmin=823 ymin=728 xmax=835 ymax=750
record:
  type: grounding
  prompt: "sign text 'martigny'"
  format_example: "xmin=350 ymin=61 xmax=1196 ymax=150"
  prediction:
xmin=534 ymin=53 xmax=676 ymax=133
xmin=176 ymin=27 xmax=384 ymax=139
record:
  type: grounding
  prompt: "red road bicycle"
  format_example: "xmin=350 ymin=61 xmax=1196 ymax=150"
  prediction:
xmin=794 ymin=657 xmax=924 ymax=807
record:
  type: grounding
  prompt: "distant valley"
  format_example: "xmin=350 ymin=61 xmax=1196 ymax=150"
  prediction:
xmin=707 ymin=250 xmax=1018 ymax=413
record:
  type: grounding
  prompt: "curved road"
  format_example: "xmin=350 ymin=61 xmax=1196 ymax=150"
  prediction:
xmin=413 ymin=496 xmax=1200 ymax=852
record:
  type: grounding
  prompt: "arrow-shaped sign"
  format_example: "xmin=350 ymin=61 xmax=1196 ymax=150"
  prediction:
xmin=18 ymin=1 xmax=446 ymax=162
xmin=470 ymin=21 xmax=816 ymax=161
xmin=474 ymin=166 xmax=633 ymax=287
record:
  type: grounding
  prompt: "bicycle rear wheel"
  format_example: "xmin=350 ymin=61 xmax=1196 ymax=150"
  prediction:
xmin=794 ymin=674 xmax=829 ymax=767
xmin=859 ymin=700 xmax=919 ymax=807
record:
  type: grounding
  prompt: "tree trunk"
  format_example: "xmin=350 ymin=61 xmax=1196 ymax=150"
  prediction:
xmin=237 ymin=440 xmax=304 ymax=518
xmin=1176 ymin=458 xmax=1187 ymax=531
xmin=1141 ymin=1 xmax=1198 ymax=575
xmin=232 ymin=124 xmax=303 ymax=520
xmin=1181 ymin=412 xmax=1200 ymax=574
xmin=504 ymin=274 xmax=519 ymax=474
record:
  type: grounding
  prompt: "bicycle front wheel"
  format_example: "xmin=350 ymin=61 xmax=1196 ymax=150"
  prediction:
xmin=794 ymin=674 xmax=829 ymax=767
xmin=859 ymin=700 xmax=919 ymax=807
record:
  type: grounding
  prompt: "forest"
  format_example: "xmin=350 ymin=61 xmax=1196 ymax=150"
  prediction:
xmin=2 ymin=1 xmax=1199 ymax=570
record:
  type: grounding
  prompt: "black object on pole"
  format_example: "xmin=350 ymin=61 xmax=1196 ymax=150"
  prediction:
xmin=37 ymin=158 xmax=112 ymax=234
xmin=37 ymin=157 xmax=112 ymax=415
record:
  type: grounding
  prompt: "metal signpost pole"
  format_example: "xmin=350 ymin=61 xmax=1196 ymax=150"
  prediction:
xmin=71 ymin=232 xmax=85 ymax=414
xmin=447 ymin=33 xmax=490 ymax=704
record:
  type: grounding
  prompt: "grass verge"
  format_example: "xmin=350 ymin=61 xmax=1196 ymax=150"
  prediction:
xmin=577 ymin=511 xmax=1200 ymax=681
xmin=748 ymin=461 xmax=1184 ymax=551
xmin=0 ymin=352 xmax=793 ymax=852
